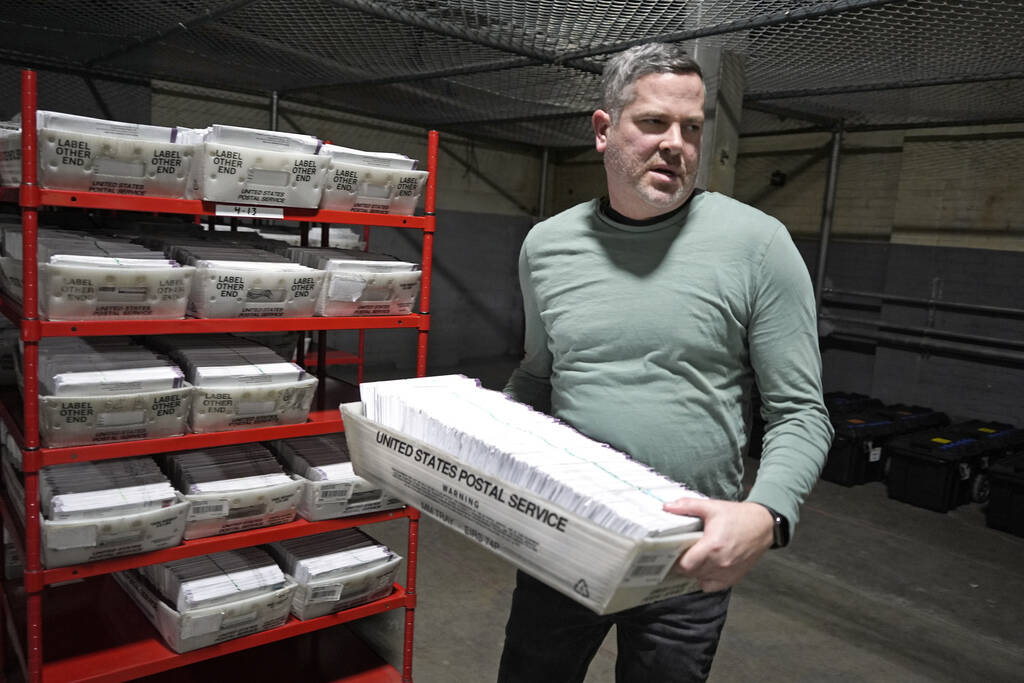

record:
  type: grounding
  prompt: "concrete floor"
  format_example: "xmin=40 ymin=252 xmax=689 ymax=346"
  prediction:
xmin=350 ymin=358 xmax=1024 ymax=683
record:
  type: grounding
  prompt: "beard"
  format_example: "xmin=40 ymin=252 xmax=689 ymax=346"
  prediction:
xmin=603 ymin=139 xmax=695 ymax=214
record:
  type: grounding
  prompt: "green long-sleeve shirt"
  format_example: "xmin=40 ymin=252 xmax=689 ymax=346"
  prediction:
xmin=504 ymin=193 xmax=833 ymax=535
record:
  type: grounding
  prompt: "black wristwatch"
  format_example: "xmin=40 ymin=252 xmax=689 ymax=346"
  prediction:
xmin=757 ymin=504 xmax=790 ymax=549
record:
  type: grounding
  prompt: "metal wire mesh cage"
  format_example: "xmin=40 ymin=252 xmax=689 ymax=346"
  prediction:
xmin=0 ymin=0 xmax=1021 ymax=147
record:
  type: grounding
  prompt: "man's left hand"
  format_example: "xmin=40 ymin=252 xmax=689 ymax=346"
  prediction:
xmin=663 ymin=498 xmax=775 ymax=592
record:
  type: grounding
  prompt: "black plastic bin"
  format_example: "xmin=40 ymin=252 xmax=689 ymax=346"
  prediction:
xmin=885 ymin=429 xmax=983 ymax=512
xmin=824 ymin=392 xmax=883 ymax=416
xmin=868 ymin=405 xmax=949 ymax=481
xmin=822 ymin=413 xmax=897 ymax=486
xmin=950 ymin=421 xmax=1024 ymax=503
xmin=985 ymin=452 xmax=1024 ymax=537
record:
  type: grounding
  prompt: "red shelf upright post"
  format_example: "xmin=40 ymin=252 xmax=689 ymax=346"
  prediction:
xmin=416 ymin=131 xmax=438 ymax=378
xmin=18 ymin=68 xmax=45 ymax=683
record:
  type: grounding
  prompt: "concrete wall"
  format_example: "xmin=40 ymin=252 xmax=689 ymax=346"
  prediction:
xmin=800 ymin=238 xmax=1024 ymax=424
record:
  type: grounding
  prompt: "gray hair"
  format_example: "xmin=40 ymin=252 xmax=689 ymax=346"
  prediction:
xmin=601 ymin=43 xmax=703 ymax=122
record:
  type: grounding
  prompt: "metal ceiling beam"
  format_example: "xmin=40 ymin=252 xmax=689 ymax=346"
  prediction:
xmin=84 ymin=0 xmax=262 ymax=67
xmin=554 ymin=0 xmax=906 ymax=64
xmin=746 ymin=71 xmax=1024 ymax=101
xmin=281 ymin=56 xmax=539 ymax=94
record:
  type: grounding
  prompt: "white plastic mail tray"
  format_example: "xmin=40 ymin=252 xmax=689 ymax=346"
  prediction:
xmin=39 ymin=384 xmax=193 ymax=449
xmin=0 ymin=255 xmax=24 ymax=301
xmin=189 ymin=142 xmax=329 ymax=209
xmin=114 ymin=569 xmax=296 ymax=654
xmin=37 ymin=116 xmax=194 ymax=198
xmin=0 ymin=128 xmax=20 ymax=187
xmin=189 ymin=260 xmax=324 ymax=318
xmin=341 ymin=401 xmax=703 ymax=615
xmin=189 ymin=374 xmax=317 ymax=433
xmin=41 ymin=494 xmax=189 ymax=568
xmin=39 ymin=262 xmax=194 ymax=320
xmin=319 ymin=159 xmax=429 ymax=215
xmin=297 ymin=471 xmax=404 ymax=522
xmin=181 ymin=476 xmax=302 ymax=540
xmin=318 ymin=270 xmax=421 ymax=317
xmin=289 ymin=553 xmax=402 ymax=620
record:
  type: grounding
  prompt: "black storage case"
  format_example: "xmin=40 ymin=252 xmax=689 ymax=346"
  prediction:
xmin=885 ymin=429 xmax=983 ymax=512
xmin=953 ymin=421 xmax=1024 ymax=458
xmin=824 ymin=392 xmax=883 ymax=416
xmin=822 ymin=412 xmax=897 ymax=486
xmin=868 ymin=405 xmax=949 ymax=481
xmin=985 ymin=452 xmax=1024 ymax=537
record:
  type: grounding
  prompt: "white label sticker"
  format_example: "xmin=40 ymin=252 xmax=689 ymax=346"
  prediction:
xmin=869 ymin=445 xmax=882 ymax=463
xmin=309 ymin=584 xmax=344 ymax=603
xmin=315 ymin=483 xmax=353 ymax=504
xmin=48 ymin=524 xmax=98 ymax=550
xmin=180 ymin=611 xmax=223 ymax=639
xmin=621 ymin=551 xmax=678 ymax=587
xmin=96 ymin=410 xmax=145 ymax=427
xmin=187 ymin=499 xmax=230 ymax=521
xmin=215 ymin=204 xmax=284 ymax=219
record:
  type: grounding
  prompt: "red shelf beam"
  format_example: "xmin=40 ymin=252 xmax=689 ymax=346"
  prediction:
xmin=29 ymin=507 xmax=416 ymax=589
xmin=33 ymin=188 xmax=436 ymax=230
xmin=24 ymin=409 xmax=346 ymax=470
xmin=303 ymin=349 xmax=361 ymax=367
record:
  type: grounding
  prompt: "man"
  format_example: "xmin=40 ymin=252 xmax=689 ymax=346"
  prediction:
xmin=499 ymin=42 xmax=833 ymax=682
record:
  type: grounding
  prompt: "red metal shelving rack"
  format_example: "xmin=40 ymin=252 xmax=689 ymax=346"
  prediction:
xmin=0 ymin=69 xmax=439 ymax=683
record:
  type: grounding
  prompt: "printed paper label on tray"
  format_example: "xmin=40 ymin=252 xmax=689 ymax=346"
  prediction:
xmin=214 ymin=204 xmax=285 ymax=219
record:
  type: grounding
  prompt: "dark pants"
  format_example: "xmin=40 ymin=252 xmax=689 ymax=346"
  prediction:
xmin=497 ymin=571 xmax=731 ymax=683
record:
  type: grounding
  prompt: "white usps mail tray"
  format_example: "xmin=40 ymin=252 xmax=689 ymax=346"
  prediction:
xmin=181 ymin=476 xmax=302 ymax=540
xmin=114 ymin=569 xmax=296 ymax=653
xmin=37 ymin=127 xmax=194 ymax=198
xmin=39 ymin=262 xmax=194 ymax=321
xmin=289 ymin=553 xmax=402 ymax=620
xmin=340 ymin=402 xmax=703 ymax=615
xmin=317 ymin=270 xmax=420 ymax=317
xmin=41 ymin=494 xmax=189 ymax=568
xmin=189 ymin=142 xmax=329 ymax=209
xmin=39 ymin=384 xmax=193 ymax=449
xmin=296 ymin=473 xmax=405 ymax=522
xmin=189 ymin=374 xmax=317 ymax=433
xmin=188 ymin=261 xmax=324 ymax=319
xmin=319 ymin=159 xmax=429 ymax=215
xmin=0 ymin=130 xmax=21 ymax=187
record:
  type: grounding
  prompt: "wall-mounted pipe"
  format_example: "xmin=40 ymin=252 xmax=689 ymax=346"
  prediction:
xmin=813 ymin=123 xmax=843 ymax=311
xmin=823 ymin=325 xmax=1024 ymax=366
xmin=820 ymin=313 xmax=1024 ymax=350
xmin=824 ymin=288 xmax=1024 ymax=319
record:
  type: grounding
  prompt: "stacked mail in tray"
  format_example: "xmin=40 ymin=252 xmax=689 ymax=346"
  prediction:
xmin=114 ymin=546 xmax=296 ymax=653
xmin=318 ymin=144 xmax=428 ymax=215
xmin=270 ymin=434 xmax=403 ymax=521
xmin=149 ymin=334 xmax=316 ymax=432
xmin=164 ymin=443 xmax=302 ymax=539
xmin=287 ymin=247 xmax=420 ymax=316
xmin=181 ymin=124 xmax=328 ymax=208
xmin=37 ymin=457 xmax=189 ymax=567
xmin=269 ymin=528 xmax=402 ymax=619
xmin=35 ymin=337 xmax=193 ymax=448
xmin=0 ymin=224 xmax=193 ymax=320
xmin=0 ymin=111 xmax=194 ymax=196
xmin=343 ymin=375 xmax=706 ymax=614
xmin=160 ymin=239 xmax=324 ymax=318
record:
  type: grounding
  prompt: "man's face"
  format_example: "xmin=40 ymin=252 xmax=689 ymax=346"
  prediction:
xmin=593 ymin=71 xmax=705 ymax=220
